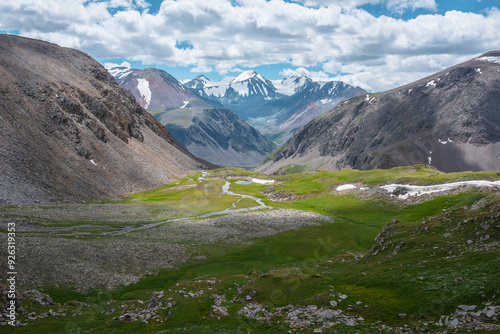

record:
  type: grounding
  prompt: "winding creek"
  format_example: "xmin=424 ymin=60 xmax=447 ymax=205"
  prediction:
xmin=13 ymin=172 xmax=500 ymax=235
xmin=119 ymin=172 xmax=270 ymax=233
xmin=16 ymin=172 xmax=272 ymax=235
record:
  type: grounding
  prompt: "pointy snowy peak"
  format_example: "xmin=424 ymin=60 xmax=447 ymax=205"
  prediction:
xmin=184 ymin=75 xmax=234 ymax=98
xmin=227 ymin=70 xmax=276 ymax=98
xmin=190 ymin=70 xmax=276 ymax=98
xmin=201 ymin=81 xmax=230 ymax=98
xmin=273 ymin=75 xmax=312 ymax=96
xmin=230 ymin=70 xmax=266 ymax=84
xmin=107 ymin=66 xmax=133 ymax=79
xmin=184 ymin=75 xmax=214 ymax=89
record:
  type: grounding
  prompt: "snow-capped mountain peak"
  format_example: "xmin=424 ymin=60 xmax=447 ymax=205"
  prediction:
xmin=231 ymin=70 xmax=266 ymax=84
xmin=184 ymin=75 xmax=215 ymax=89
xmin=273 ymin=75 xmax=312 ymax=96
xmin=107 ymin=66 xmax=133 ymax=79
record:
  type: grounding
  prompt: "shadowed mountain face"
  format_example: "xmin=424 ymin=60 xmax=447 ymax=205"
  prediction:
xmin=0 ymin=35 xmax=212 ymax=205
xmin=108 ymin=67 xmax=276 ymax=168
xmin=261 ymin=51 xmax=500 ymax=174
xmin=164 ymin=108 xmax=277 ymax=168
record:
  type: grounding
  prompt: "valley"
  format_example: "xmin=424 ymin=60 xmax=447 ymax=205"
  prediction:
xmin=1 ymin=166 xmax=499 ymax=333
xmin=108 ymin=66 xmax=365 ymax=168
xmin=1 ymin=0 xmax=500 ymax=332
xmin=109 ymin=67 xmax=277 ymax=168
xmin=0 ymin=33 xmax=499 ymax=334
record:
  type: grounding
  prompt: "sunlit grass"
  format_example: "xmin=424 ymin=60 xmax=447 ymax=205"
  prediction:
xmin=3 ymin=165 xmax=499 ymax=333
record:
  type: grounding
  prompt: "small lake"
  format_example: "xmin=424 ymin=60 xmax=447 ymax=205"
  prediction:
xmin=234 ymin=180 xmax=252 ymax=185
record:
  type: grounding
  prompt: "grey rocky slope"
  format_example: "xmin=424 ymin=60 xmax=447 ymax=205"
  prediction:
xmin=0 ymin=35 xmax=212 ymax=205
xmin=165 ymin=108 xmax=276 ymax=168
xmin=260 ymin=51 xmax=500 ymax=174
xmin=109 ymin=66 xmax=222 ymax=111
xmin=108 ymin=67 xmax=276 ymax=167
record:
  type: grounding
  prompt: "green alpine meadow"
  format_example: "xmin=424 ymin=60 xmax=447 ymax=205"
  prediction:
xmin=2 ymin=166 xmax=499 ymax=333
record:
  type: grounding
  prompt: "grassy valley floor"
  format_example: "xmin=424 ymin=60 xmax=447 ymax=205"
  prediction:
xmin=1 ymin=165 xmax=499 ymax=333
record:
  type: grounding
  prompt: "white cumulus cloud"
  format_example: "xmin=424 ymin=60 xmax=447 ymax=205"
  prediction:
xmin=0 ymin=0 xmax=498 ymax=91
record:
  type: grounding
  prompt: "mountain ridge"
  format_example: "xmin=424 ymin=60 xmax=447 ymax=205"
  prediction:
xmin=165 ymin=108 xmax=277 ymax=168
xmin=0 ymin=34 xmax=212 ymax=205
xmin=260 ymin=51 xmax=500 ymax=174
xmin=108 ymin=66 xmax=276 ymax=167
xmin=184 ymin=71 xmax=366 ymax=144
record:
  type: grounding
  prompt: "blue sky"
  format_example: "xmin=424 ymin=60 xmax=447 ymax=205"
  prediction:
xmin=1 ymin=0 xmax=499 ymax=91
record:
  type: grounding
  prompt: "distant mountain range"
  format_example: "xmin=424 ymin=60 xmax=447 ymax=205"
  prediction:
xmin=109 ymin=67 xmax=276 ymax=167
xmin=260 ymin=51 xmax=500 ymax=174
xmin=0 ymin=35 xmax=211 ymax=205
xmin=184 ymin=71 xmax=366 ymax=143
xmin=109 ymin=67 xmax=222 ymax=111
xmin=108 ymin=66 xmax=365 ymax=164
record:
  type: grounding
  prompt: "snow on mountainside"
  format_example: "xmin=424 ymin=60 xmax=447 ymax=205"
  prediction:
xmin=184 ymin=75 xmax=214 ymax=90
xmin=185 ymin=70 xmax=275 ymax=99
xmin=232 ymin=70 xmax=267 ymax=84
xmin=184 ymin=70 xmax=366 ymax=143
xmin=107 ymin=66 xmax=275 ymax=168
xmin=272 ymin=75 xmax=312 ymax=96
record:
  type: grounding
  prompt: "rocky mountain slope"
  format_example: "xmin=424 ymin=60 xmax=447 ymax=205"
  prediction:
xmin=267 ymin=78 xmax=366 ymax=139
xmin=165 ymin=108 xmax=276 ymax=168
xmin=185 ymin=72 xmax=365 ymax=144
xmin=0 ymin=35 xmax=212 ymax=205
xmin=108 ymin=67 xmax=276 ymax=167
xmin=185 ymin=70 xmax=279 ymax=120
xmin=260 ymin=51 xmax=500 ymax=174
xmin=109 ymin=67 xmax=222 ymax=112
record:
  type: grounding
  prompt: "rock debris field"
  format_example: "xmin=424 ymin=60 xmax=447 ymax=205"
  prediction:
xmin=0 ymin=209 xmax=331 ymax=292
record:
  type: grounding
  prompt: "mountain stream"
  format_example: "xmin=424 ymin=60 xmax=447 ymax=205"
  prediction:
xmin=120 ymin=172 xmax=269 ymax=233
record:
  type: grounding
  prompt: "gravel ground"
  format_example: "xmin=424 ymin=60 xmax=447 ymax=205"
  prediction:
xmin=0 ymin=209 xmax=331 ymax=292
xmin=0 ymin=202 xmax=180 ymax=226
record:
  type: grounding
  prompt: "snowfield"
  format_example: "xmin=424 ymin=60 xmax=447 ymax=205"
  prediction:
xmin=137 ymin=78 xmax=151 ymax=109
xmin=336 ymin=184 xmax=357 ymax=191
xmin=251 ymin=178 xmax=275 ymax=185
xmin=381 ymin=181 xmax=500 ymax=200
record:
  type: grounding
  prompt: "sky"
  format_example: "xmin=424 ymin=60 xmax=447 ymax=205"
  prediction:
xmin=1 ymin=0 xmax=499 ymax=92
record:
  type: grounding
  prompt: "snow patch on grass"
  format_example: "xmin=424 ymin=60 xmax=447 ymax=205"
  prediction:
xmin=251 ymin=178 xmax=275 ymax=185
xmin=381 ymin=181 xmax=500 ymax=200
xmin=336 ymin=184 xmax=357 ymax=191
